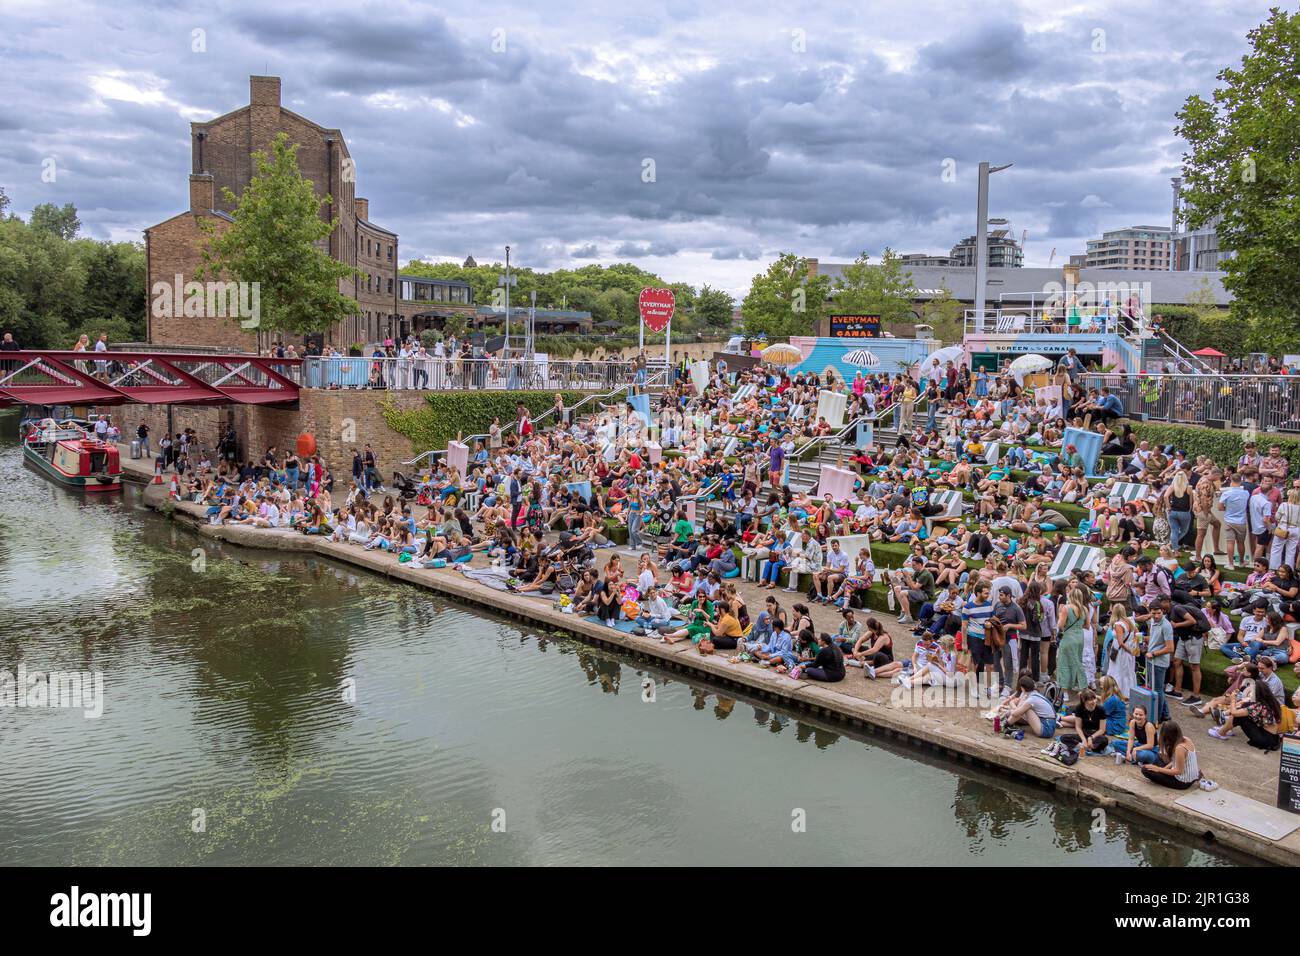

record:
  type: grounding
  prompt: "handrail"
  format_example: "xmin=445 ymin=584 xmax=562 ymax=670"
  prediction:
xmin=1153 ymin=329 xmax=1222 ymax=377
xmin=401 ymin=367 xmax=671 ymax=468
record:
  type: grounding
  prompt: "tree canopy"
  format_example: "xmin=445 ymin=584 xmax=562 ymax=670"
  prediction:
xmin=829 ymin=248 xmax=919 ymax=325
xmin=1175 ymin=7 xmax=1300 ymax=355
xmin=198 ymin=132 xmax=359 ymax=335
xmin=0 ymin=206 xmax=144 ymax=349
xmin=739 ymin=253 xmax=831 ymax=338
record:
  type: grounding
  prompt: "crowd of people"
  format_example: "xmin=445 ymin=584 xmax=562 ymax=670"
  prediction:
xmin=148 ymin=349 xmax=1300 ymax=794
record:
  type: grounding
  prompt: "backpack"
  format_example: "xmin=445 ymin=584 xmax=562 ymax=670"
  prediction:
xmin=1040 ymin=679 xmax=1065 ymax=711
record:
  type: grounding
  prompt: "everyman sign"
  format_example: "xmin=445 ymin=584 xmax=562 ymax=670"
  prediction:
xmin=638 ymin=288 xmax=675 ymax=333
xmin=829 ymin=314 xmax=881 ymax=338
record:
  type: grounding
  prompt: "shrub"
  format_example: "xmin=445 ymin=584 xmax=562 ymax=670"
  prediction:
xmin=1129 ymin=421 xmax=1300 ymax=470
xmin=381 ymin=390 xmax=587 ymax=453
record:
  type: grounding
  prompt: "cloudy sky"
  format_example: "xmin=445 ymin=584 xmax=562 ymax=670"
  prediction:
xmin=0 ymin=0 xmax=1276 ymax=297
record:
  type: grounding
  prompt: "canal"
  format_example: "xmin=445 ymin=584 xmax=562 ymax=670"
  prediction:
xmin=0 ymin=416 xmax=1237 ymax=865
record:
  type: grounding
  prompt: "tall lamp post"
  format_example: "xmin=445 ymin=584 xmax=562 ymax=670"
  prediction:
xmin=973 ymin=161 xmax=1013 ymax=332
xmin=500 ymin=245 xmax=515 ymax=354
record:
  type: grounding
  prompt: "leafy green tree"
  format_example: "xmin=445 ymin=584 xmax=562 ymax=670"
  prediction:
xmin=739 ymin=253 xmax=830 ymax=338
xmin=696 ymin=284 xmax=736 ymax=328
xmin=0 ymin=187 xmax=10 ymax=219
xmin=1175 ymin=8 xmax=1300 ymax=354
xmin=28 ymin=202 xmax=81 ymax=240
xmin=920 ymin=285 xmax=963 ymax=344
xmin=830 ymin=248 xmax=918 ymax=324
xmin=198 ymin=132 xmax=359 ymax=335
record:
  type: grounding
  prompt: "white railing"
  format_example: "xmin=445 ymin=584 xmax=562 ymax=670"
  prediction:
xmin=301 ymin=355 xmax=634 ymax=392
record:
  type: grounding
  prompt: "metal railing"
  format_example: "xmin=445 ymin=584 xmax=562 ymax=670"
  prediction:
xmin=300 ymin=355 xmax=634 ymax=392
xmin=963 ymin=305 xmax=1144 ymax=339
xmin=1083 ymin=373 xmax=1300 ymax=433
xmin=401 ymin=366 xmax=670 ymax=469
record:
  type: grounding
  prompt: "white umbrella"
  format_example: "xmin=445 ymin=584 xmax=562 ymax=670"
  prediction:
xmin=1008 ymin=353 xmax=1053 ymax=384
xmin=920 ymin=345 xmax=964 ymax=381
xmin=1008 ymin=353 xmax=1053 ymax=375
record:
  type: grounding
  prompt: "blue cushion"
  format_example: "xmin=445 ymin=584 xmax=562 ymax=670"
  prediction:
xmin=1039 ymin=523 xmax=1056 ymax=532
xmin=723 ymin=567 xmax=741 ymax=579
xmin=453 ymin=553 xmax=473 ymax=564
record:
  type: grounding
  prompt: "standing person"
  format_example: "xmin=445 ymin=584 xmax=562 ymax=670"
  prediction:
xmin=1219 ymin=473 xmax=1251 ymax=570
xmin=1017 ymin=579 xmax=1047 ymax=681
xmin=93 ymin=332 xmax=109 ymax=379
xmin=363 ymin=444 xmax=380 ymax=492
xmin=1271 ymin=488 xmax=1300 ymax=570
xmin=1166 ymin=470 xmax=1194 ymax=552
xmin=352 ymin=449 xmax=365 ymax=493
xmin=1055 ymin=585 xmax=1089 ymax=706
xmin=94 ymin=415 xmax=109 ymax=443
xmin=959 ymin=581 xmax=996 ymax=694
xmin=508 ymin=468 xmax=524 ymax=530
xmin=1193 ymin=467 xmax=1222 ymax=561
xmin=1145 ymin=602 xmax=1175 ymax=723
xmin=0 ymin=332 xmax=18 ymax=375
xmin=136 ymin=421 xmax=151 ymax=458
xmin=1106 ymin=602 xmax=1139 ymax=699
xmin=992 ymin=585 xmax=1025 ymax=696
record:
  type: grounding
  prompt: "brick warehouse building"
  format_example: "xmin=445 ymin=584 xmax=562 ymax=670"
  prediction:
xmin=145 ymin=75 xmax=399 ymax=351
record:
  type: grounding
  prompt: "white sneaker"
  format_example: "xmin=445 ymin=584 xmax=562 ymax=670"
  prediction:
xmin=865 ymin=665 xmax=877 ymax=680
xmin=1199 ymin=778 xmax=1219 ymax=792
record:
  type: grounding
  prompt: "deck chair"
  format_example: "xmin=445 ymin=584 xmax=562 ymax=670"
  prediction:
xmin=924 ymin=490 xmax=964 ymax=533
xmin=1048 ymin=542 xmax=1104 ymax=580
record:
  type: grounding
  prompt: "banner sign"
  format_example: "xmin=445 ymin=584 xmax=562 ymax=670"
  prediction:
xmin=829 ymin=314 xmax=881 ymax=338
xmin=638 ymin=288 xmax=675 ymax=333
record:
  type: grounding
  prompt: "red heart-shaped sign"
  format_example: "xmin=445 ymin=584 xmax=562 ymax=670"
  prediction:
xmin=638 ymin=287 xmax=675 ymax=333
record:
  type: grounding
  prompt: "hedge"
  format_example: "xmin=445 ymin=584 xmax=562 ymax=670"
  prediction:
xmin=382 ymin=390 xmax=587 ymax=454
xmin=1130 ymin=421 xmax=1300 ymax=473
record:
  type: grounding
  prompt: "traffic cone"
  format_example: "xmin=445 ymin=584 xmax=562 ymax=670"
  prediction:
xmin=168 ymin=475 xmax=178 ymax=499
xmin=153 ymin=458 xmax=163 ymax=484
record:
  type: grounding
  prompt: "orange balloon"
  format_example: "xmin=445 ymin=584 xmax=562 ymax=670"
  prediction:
xmin=296 ymin=432 xmax=317 ymax=458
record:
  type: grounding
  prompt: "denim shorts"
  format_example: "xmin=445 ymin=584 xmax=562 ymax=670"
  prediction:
xmin=1038 ymin=717 xmax=1058 ymax=738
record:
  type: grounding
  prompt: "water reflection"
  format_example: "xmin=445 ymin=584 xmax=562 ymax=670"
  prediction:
xmin=0 ymin=419 xmax=1241 ymax=866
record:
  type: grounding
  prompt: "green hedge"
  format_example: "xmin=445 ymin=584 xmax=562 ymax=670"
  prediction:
xmin=382 ymin=390 xmax=587 ymax=454
xmin=1130 ymin=422 xmax=1300 ymax=470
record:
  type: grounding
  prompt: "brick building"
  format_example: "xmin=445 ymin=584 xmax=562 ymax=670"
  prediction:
xmin=145 ymin=75 xmax=399 ymax=351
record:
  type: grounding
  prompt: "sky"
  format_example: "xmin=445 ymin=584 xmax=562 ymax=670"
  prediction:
xmin=0 ymin=0 xmax=1279 ymax=298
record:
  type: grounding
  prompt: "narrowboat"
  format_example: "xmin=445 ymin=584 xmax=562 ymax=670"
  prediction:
xmin=22 ymin=418 xmax=123 ymax=491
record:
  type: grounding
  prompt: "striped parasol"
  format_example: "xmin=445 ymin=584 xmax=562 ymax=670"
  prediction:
xmin=842 ymin=348 xmax=880 ymax=368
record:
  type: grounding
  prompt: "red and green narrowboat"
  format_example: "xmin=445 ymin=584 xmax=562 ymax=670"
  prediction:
xmin=22 ymin=419 xmax=123 ymax=491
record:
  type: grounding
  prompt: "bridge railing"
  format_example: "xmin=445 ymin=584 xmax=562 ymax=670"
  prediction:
xmin=1082 ymin=373 xmax=1300 ymax=434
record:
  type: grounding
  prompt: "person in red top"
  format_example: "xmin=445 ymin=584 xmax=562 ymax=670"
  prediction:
xmin=517 ymin=402 xmax=533 ymax=440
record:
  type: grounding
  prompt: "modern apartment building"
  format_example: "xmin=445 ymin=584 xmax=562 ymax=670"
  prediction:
xmin=949 ymin=230 xmax=1023 ymax=268
xmin=1083 ymin=226 xmax=1172 ymax=270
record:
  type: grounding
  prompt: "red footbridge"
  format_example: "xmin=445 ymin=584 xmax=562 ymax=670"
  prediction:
xmin=0 ymin=351 xmax=301 ymax=408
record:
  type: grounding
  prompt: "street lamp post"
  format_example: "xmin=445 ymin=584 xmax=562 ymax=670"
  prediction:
xmin=974 ymin=161 xmax=1013 ymax=333
xmin=501 ymin=245 xmax=512 ymax=354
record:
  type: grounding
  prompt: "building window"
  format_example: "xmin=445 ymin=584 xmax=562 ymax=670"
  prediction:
xmin=387 ymin=278 xmax=393 ymax=294
xmin=387 ymin=244 xmax=393 ymax=261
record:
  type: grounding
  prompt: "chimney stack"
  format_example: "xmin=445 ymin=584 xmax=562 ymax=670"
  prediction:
xmin=355 ymin=197 xmax=369 ymax=221
xmin=250 ymin=75 xmax=281 ymax=107
xmin=189 ymin=173 xmax=215 ymax=213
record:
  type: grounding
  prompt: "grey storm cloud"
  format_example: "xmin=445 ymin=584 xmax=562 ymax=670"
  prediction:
xmin=0 ymin=0 xmax=1280 ymax=296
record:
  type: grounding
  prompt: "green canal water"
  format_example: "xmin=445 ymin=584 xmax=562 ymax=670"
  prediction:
xmin=0 ymin=416 xmax=1237 ymax=866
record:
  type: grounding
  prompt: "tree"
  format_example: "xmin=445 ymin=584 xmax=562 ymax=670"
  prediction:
xmin=830 ymin=248 xmax=918 ymax=325
xmin=920 ymin=285 xmax=964 ymax=344
xmin=198 ymin=132 xmax=359 ymax=336
xmin=29 ymin=202 xmax=80 ymax=240
xmin=1175 ymin=9 xmax=1300 ymax=353
xmin=696 ymin=284 xmax=736 ymax=329
xmin=0 ymin=187 xmax=10 ymax=219
xmin=739 ymin=253 xmax=830 ymax=338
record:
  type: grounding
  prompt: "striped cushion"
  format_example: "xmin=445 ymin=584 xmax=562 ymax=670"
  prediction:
xmin=1048 ymin=543 xmax=1103 ymax=580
